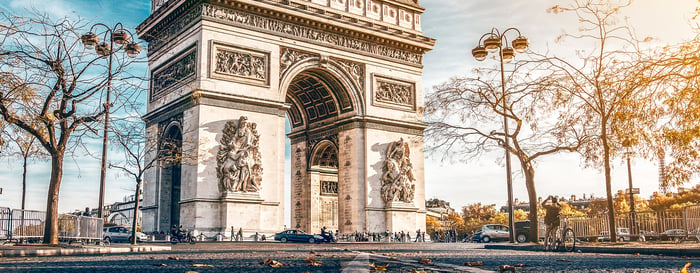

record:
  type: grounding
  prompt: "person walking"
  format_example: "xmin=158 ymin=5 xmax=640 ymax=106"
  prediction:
xmin=230 ymin=226 xmax=235 ymax=241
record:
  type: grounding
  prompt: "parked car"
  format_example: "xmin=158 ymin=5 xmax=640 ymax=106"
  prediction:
xmin=660 ymin=229 xmax=690 ymax=242
xmin=514 ymin=220 xmax=545 ymax=243
xmin=598 ymin=227 xmax=631 ymax=242
xmin=103 ymin=226 xmax=148 ymax=244
xmin=274 ymin=229 xmax=324 ymax=243
xmin=477 ymin=224 xmax=510 ymax=243
xmin=638 ymin=230 xmax=659 ymax=241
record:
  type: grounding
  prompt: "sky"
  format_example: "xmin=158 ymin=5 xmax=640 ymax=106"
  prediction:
xmin=0 ymin=0 xmax=698 ymax=217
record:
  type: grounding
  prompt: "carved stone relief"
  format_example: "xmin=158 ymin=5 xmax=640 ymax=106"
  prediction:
xmin=332 ymin=57 xmax=365 ymax=90
xmin=280 ymin=47 xmax=317 ymax=77
xmin=320 ymin=181 xmax=338 ymax=195
xmin=211 ymin=42 xmax=269 ymax=86
xmin=151 ymin=46 xmax=197 ymax=101
xmin=380 ymin=138 xmax=415 ymax=204
xmin=216 ymin=116 xmax=263 ymax=193
xmin=373 ymin=75 xmax=415 ymax=111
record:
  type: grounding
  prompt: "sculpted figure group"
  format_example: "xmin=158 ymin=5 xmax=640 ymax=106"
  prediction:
xmin=217 ymin=116 xmax=263 ymax=193
xmin=380 ymin=138 xmax=416 ymax=204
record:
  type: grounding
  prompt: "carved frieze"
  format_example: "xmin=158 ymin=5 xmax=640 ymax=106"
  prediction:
xmin=201 ymin=3 xmax=422 ymax=65
xmin=280 ymin=47 xmax=317 ymax=77
xmin=216 ymin=116 xmax=263 ymax=194
xmin=372 ymin=75 xmax=415 ymax=111
xmin=380 ymin=138 xmax=416 ymax=204
xmin=211 ymin=42 xmax=269 ymax=86
xmin=320 ymin=181 xmax=338 ymax=195
xmin=150 ymin=46 xmax=197 ymax=101
xmin=147 ymin=4 xmax=202 ymax=54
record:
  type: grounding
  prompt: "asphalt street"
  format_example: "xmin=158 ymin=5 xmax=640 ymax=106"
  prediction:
xmin=0 ymin=242 xmax=697 ymax=272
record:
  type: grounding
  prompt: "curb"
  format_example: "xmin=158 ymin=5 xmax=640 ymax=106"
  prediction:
xmin=0 ymin=245 xmax=172 ymax=257
xmin=484 ymin=244 xmax=700 ymax=257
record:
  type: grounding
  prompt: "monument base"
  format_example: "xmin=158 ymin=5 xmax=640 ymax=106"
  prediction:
xmin=385 ymin=201 xmax=419 ymax=233
xmin=220 ymin=192 xmax=264 ymax=239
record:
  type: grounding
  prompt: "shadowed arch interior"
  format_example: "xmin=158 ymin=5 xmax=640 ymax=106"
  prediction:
xmin=285 ymin=69 xmax=354 ymax=129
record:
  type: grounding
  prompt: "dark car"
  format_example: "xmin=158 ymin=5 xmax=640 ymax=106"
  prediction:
xmin=514 ymin=220 xmax=546 ymax=243
xmin=274 ymin=229 xmax=324 ymax=243
xmin=660 ymin=229 xmax=690 ymax=242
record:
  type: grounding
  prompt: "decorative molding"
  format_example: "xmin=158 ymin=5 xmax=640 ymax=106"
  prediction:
xmin=280 ymin=47 xmax=318 ymax=77
xmin=211 ymin=41 xmax=270 ymax=86
xmin=201 ymin=3 xmax=423 ymax=66
xmin=372 ymin=74 xmax=415 ymax=111
xmin=150 ymin=45 xmax=197 ymax=102
xmin=146 ymin=4 xmax=202 ymax=55
xmin=320 ymin=181 xmax=338 ymax=195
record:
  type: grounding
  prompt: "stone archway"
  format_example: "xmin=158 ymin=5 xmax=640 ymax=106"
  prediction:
xmin=138 ymin=0 xmax=434 ymax=238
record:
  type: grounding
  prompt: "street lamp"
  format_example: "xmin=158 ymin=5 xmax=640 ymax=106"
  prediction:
xmin=622 ymin=138 xmax=637 ymax=236
xmin=81 ymin=23 xmax=141 ymax=219
xmin=472 ymin=28 xmax=529 ymax=243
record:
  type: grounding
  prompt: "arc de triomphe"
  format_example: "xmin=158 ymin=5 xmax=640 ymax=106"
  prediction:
xmin=137 ymin=0 xmax=434 ymax=238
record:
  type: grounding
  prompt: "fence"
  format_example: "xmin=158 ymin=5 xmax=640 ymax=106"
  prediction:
xmin=0 ymin=207 xmax=103 ymax=243
xmin=563 ymin=205 xmax=700 ymax=242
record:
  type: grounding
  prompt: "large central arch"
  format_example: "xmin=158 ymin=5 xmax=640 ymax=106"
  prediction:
xmin=138 ymin=0 xmax=434 ymax=238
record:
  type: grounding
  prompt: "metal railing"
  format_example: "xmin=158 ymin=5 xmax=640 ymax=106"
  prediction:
xmin=0 ymin=207 xmax=103 ymax=243
xmin=563 ymin=205 xmax=700 ymax=242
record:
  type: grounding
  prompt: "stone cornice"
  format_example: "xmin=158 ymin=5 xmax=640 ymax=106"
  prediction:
xmin=287 ymin=115 xmax=425 ymax=141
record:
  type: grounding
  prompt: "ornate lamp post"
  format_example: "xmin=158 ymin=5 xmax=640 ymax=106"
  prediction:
xmin=472 ymin=28 xmax=529 ymax=243
xmin=622 ymin=138 xmax=637 ymax=236
xmin=81 ymin=23 xmax=141 ymax=219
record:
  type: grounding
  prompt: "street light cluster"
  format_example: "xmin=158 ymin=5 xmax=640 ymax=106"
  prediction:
xmin=80 ymin=26 xmax=141 ymax=58
xmin=471 ymin=28 xmax=528 ymax=243
xmin=79 ymin=23 xmax=140 ymax=219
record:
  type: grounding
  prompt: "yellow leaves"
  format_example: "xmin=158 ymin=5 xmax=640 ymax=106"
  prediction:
xmin=681 ymin=262 xmax=692 ymax=273
xmin=548 ymin=5 xmax=562 ymax=14
xmin=369 ymin=262 xmax=389 ymax=271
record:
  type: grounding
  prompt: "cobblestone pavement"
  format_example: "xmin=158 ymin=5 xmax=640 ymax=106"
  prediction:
xmin=0 ymin=242 xmax=698 ymax=272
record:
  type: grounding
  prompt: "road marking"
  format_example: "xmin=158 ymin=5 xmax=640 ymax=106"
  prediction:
xmin=341 ymin=252 xmax=370 ymax=273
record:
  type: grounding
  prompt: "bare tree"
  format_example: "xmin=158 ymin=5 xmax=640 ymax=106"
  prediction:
xmin=425 ymin=60 xmax=584 ymax=242
xmin=5 ymin=127 xmax=49 ymax=210
xmin=541 ymin=0 xmax=673 ymax=241
xmin=108 ymin=116 xmax=195 ymax=245
xmin=0 ymin=12 xmax=143 ymax=244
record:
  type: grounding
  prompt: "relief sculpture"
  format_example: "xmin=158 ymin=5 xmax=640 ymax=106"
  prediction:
xmin=380 ymin=138 xmax=416 ymax=204
xmin=217 ymin=116 xmax=263 ymax=193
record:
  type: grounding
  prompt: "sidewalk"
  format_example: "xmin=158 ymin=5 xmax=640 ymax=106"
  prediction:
xmin=0 ymin=243 xmax=171 ymax=257
xmin=485 ymin=241 xmax=700 ymax=256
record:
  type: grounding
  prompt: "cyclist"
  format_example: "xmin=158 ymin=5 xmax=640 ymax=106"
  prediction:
xmin=542 ymin=195 xmax=562 ymax=248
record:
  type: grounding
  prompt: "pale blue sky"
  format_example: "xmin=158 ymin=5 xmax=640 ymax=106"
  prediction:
xmin=0 ymin=0 xmax=698 ymax=215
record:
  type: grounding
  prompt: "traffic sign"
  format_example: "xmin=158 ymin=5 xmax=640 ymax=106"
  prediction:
xmin=625 ymin=188 xmax=640 ymax=194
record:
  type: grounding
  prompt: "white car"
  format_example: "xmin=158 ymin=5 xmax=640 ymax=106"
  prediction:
xmin=598 ymin=227 xmax=631 ymax=242
xmin=103 ymin=226 xmax=148 ymax=244
xmin=478 ymin=224 xmax=510 ymax=243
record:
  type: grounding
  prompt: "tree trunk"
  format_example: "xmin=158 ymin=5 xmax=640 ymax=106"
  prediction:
xmin=522 ymin=160 xmax=539 ymax=243
xmin=602 ymin=122 xmax=617 ymax=242
xmin=131 ymin=179 xmax=141 ymax=245
xmin=21 ymin=156 xmax=27 ymax=210
xmin=43 ymin=153 xmax=63 ymax=245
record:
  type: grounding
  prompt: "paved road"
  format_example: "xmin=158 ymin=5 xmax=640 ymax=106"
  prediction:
xmin=0 ymin=242 xmax=697 ymax=272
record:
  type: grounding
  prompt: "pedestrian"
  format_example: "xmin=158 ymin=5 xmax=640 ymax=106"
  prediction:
xmin=415 ymin=229 xmax=421 ymax=242
xmin=230 ymin=226 xmax=235 ymax=241
xmin=238 ymin=227 xmax=243 ymax=241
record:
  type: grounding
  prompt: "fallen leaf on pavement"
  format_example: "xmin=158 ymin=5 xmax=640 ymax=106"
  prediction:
xmin=498 ymin=264 xmax=516 ymax=273
xmin=305 ymin=257 xmax=322 ymax=266
xmin=412 ymin=270 xmax=428 ymax=273
xmin=465 ymin=261 xmax=484 ymax=266
xmin=369 ymin=262 xmax=389 ymax=271
xmin=556 ymin=259 xmax=572 ymax=262
xmin=419 ymin=258 xmax=431 ymax=264
xmin=261 ymin=259 xmax=284 ymax=268
xmin=154 ymin=264 xmax=167 ymax=267
xmin=513 ymin=263 xmax=529 ymax=267
xmin=191 ymin=264 xmax=213 ymax=268
xmin=167 ymin=256 xmax=180 ymax=260
xmin=681 ymin=262 xmax=692 ymax=273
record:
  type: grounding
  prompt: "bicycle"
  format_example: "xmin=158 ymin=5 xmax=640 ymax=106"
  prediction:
xmin=544 ymin=217 xmax=575 ymax=252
